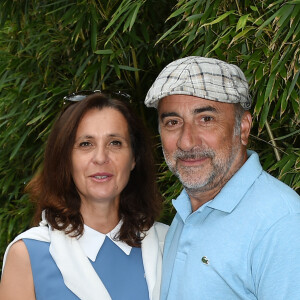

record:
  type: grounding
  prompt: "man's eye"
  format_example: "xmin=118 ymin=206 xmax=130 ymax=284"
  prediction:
xmin=202 ymin=116 xmax=213 ymax=122
xmin=165 ymin=120 xmax=179 ymax=126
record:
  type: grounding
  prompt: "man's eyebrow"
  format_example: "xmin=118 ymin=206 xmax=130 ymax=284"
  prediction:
xmin=160 ymin=112 xmax=180 ymax=121
xmin=193 ymin=106 xmax=217 ymax=114
xmin=160 ymin=106 xmax=217 ymax=121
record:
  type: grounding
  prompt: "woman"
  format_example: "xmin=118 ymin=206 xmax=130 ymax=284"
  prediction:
xmin=0 ymin=91 xmax=168 ymax=300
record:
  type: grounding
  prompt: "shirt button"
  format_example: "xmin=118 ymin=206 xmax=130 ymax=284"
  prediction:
xmin=202 ymin=256 xmax=209 ymax=265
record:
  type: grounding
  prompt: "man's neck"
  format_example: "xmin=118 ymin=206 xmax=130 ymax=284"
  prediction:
xmin=187 ymin=148 xmax=248 ymax=212
xmin=188 ymin=186 xmax=221 ymax=212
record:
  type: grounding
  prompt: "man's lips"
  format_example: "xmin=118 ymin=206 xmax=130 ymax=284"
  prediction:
xmin=178 ymin=156 xmax=209 ymax=166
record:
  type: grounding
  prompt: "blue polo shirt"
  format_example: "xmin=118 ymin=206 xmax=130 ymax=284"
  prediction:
xmin=161 ymin=151 xmax=300 ymax=300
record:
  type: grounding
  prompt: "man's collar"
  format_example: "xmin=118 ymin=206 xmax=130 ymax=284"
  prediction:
xmin=173 ymin=150 xmax=263 ymax=218
xmin=207 ymin=150 xmax=262 ymax=213
xmin=77 ymin=221 xmax=132 ymax=262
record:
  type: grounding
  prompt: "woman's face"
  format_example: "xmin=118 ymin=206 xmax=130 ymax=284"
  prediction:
xmin=71 ymin=107 xmax=135 ymax=207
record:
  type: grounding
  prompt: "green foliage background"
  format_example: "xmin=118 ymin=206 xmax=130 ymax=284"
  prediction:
xmin=0 ymin=0 xmax=299 ymax=267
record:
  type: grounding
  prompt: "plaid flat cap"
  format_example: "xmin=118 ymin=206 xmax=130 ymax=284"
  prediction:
xmin=145 ymin=56 xmax=251 ymax=110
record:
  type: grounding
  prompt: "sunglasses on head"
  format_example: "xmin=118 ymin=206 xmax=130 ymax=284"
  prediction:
xmin=63 ymin=89 xmax=131 ymax=103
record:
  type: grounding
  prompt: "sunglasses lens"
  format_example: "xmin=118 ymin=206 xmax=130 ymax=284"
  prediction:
xmin=63 ymin=90 xmax=131 ymax=104
xmin=64 ymin=94 xmax=88 ymax=102
xmin=63 ymin=90 xmax=101 ymax=102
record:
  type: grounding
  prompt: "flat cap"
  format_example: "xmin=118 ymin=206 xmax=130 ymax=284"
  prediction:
xmin=145 ymin=56 xmax=251 ymax=110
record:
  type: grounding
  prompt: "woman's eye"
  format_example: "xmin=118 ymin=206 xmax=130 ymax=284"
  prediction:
xmin=110 ymin=140 xmax=122 ymax=146
xmin=79 ymin=141 xmax=92 ymax=147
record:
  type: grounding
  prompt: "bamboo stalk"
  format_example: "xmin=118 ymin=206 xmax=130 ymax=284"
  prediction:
xmin=265 ymin=120 xmax=281 ymax=161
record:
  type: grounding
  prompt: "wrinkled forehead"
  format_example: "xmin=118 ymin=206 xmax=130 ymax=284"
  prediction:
xmin=158 ymin=94 xmax=235 ymax=117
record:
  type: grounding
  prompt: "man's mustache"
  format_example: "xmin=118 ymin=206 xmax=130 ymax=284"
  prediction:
xmin=174 ymin=149 xmax=215 ymax=160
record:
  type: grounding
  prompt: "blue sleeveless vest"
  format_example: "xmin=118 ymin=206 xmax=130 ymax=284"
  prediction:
xmin=23 ymin=237 xmax=149 ymax=300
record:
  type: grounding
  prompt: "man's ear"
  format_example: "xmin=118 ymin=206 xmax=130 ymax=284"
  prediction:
xmin=240 ymin=111 xmax=252 ymax=146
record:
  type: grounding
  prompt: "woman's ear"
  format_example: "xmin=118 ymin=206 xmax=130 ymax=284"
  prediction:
xmin=131 ymin=158 xmax=136 ymax=171
xmin=240 ymin=111 xmax=252 ymax=146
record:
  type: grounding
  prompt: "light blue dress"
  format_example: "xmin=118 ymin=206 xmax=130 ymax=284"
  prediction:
xmin=23 ymin=236 xmax=149 ymax=300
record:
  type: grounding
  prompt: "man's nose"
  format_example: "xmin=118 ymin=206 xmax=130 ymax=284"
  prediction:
xmin=177 ymin=123 xmax=200 ymax=151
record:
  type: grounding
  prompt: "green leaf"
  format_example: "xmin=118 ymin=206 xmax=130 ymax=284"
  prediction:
xmin=250 ymin=5 xmax=258 ymax=11
xmin=129 ymin=2 xmax=142 ymax=31
xmin=202 ymin=10 xmax=235 ymax=27
xmin=286 ymin=69 xmax=300 ymax=102
xmin=90 ymin=17 xmax=97 ymax=52
xmin=26 ymin=113 xmax=46 ymax=126
xmin=156 ymin=20 xmax=183 ymax=44
xmin=118 ymin=65 xmax=140 ymax=71
xmin=75 ymin=55 xmax=93 ymax=77
xmin=236 ymin=14 xmax=250 ymax=31
xmin=9 ymin=128 xmax=30 ymax=160
xmin=94 ymin=49 xmax=114 ymax=55
xmin=229 ymin=27 xmax=255 ymax=45
xmin=274 ymin=129 xmax=300 ymax=141
xmin=264 ymin=73 xmax=276 ymax=102
xmin=255 ymin=64 xmax=264 ymax=83
xmin=167 ymin=6 xmax=188 ymax=20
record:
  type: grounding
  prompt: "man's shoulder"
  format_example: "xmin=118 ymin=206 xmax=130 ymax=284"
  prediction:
xmin=239 ymin=168 xmax=300 ymax=230
xmin=253 ymin=169 xmax=300 ymax=204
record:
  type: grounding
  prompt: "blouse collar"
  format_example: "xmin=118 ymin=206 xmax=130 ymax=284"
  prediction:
xmin=77 ymin=221 xmax=132 ymax=261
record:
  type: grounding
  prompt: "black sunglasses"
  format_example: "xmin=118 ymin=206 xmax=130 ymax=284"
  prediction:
xmin=63 ymin=89 xmax=131 ymax=103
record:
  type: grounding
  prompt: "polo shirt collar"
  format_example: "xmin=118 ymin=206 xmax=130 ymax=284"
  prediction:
xmin=173 ymin=150 xmax=263 ymax=218
xmin=207 ymin=150 xmax=262 ymax=213
xmin=77 ymin=221 xmax=132 ymax=262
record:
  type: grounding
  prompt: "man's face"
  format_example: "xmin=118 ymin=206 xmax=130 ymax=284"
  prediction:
xmin=158 ymin=95 xmax=250 ymax=193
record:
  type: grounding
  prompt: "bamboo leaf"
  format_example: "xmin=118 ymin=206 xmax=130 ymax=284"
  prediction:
xmin=112 ymin=60 xmax=121 ymax=78
xmin=9 ymin=128 xmax=30 ymax=160
xmin=94 ymin=49 xmax=114 ymax=55
xmin=229 ymin=27 xmax=255 ymax=46
xmin=264 ymin=73 xmax=276 ymax=102
xmin=155 ymin=20 xmax=182 ymax=44
xmin=118 ymin=65 xmax=140 ymax=71
xmin=259 ymin=102 xmax=270 ymax=129
xmin=91 ymin=16 xmax=97 ymax=52
xmin=167 ymin=6 xmax=188 ymax=20
xmin=236 ymin=14 xmax=250 ymax=32
xmin=286 ymin=69 xmax=300 ymax=102
xmin=274 ymin=129 xmax=300 ymax=141
xmin=75 ymin=55 xmax=93 ymax=77
xmin=129 ymin=2 xmax=142 ymax=31
xmin=202 ymin=11 xmax=235 ymax=27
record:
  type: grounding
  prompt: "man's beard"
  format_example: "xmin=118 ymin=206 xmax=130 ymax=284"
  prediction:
xmin=163 ymin=144 xmax=238 ymax=193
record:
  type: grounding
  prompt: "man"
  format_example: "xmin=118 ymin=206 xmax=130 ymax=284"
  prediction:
xmin=144 ymin=56 xmax=300 ymax=299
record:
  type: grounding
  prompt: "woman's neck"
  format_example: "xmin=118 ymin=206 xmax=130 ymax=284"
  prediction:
xmin=80 ymin=200 xmax=120 ymax=234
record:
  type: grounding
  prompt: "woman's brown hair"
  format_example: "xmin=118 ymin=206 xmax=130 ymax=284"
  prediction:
xmin=26 ymin=93 xmax=162 ymax=247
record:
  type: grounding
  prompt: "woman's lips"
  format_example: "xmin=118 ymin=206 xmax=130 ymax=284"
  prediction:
xmin=89 ymin=173 xmax=113 ymax=181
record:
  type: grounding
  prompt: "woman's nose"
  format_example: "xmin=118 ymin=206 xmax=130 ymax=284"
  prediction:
xmin=92 ymin=146 xmax=109 ymax=165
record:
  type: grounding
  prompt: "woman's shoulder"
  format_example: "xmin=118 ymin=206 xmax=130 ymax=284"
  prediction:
xmin=3 ymin=239 xmax=31 ymax=274
xmin=152 ymin=221 xmax=169 ymax=231
xmin=0 ymin=240 xmax=35 ymax=300
xmin=15 ymin=225 xmax=50 ymax=243
xmin=151 ymin=222 xmax=169 ymax=239
xmin=6 ymin=239 xmax=28 ymax=260
xmin=2 ymin=226 xmax=50 ymax=272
